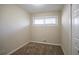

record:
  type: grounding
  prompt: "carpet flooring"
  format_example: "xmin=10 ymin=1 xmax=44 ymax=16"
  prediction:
xmin=11 ymin=42 xmax=64 ymax=55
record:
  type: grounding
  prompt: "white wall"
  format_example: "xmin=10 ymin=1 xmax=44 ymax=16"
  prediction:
xmin=0 ymin=5 xmax=30 ymax=54
xmin=61 ymin=5 xmax=72 ymax=55
xmin=31 ymin=12 xmax=61 ymax=45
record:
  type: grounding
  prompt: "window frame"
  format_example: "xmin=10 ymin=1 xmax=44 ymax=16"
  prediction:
xmin=32 ymin=16 xmax=58 ymax=26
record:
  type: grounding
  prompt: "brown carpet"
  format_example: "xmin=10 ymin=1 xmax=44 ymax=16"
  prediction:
xmin=11 ymin=42 xmax=64 ymax=55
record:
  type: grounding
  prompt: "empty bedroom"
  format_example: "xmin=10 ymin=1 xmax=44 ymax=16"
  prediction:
xmin=0 ymin=4 xmax=79 ymax=55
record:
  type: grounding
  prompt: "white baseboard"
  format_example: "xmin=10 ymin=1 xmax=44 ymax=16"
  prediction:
xmin=7 ymin=42 xmax=30 ymax=55
xmin=61 ymin=45 xmax=65 ymax=54
xmin=31 ymin=41 xmax=61 ymax=46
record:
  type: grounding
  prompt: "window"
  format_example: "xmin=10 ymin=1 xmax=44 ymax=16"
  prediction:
xmin=33 ymin=18 xmax=44 ymax=24
xmin=45 ymin=17 xmax=56 ymax=24
xmin=33 ymin=16 xmax=57 ymax=25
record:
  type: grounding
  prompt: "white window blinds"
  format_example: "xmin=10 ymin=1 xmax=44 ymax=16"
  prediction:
xmin=33 ymin=16 xmax=58 ymax=25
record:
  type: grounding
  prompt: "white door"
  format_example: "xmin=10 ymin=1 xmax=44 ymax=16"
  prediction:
xmin=72 ymin=4 xmax=79 ymax=55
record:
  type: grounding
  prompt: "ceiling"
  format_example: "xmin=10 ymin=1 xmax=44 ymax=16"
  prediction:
xmin=18 ymin=4 xmax=64 ymax=14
